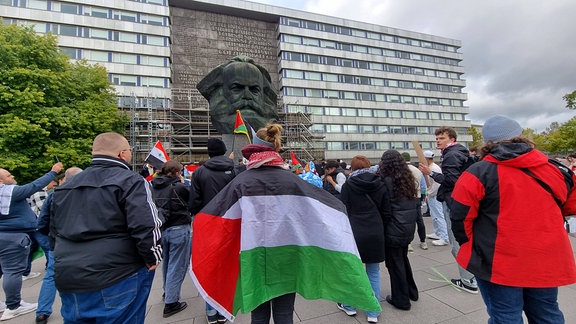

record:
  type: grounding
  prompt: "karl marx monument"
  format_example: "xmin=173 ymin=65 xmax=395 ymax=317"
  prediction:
xmin=197 ymin=55 xmax=279 ymax=134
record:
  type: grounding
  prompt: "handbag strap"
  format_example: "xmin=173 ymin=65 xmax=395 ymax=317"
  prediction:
xmin=520 ymin=168 xmax=568 ymax=232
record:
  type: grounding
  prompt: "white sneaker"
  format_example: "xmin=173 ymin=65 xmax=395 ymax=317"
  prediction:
xmin=22 ymin=272 xmax=41 ymax=281
xmin=0 ymin=301 xmax=37 ymax=321
xmin=420 ymin=242 xmax=428 ymax=250
xmin=426 ymin=233 xmax=441 ymax=240
xmin=367 ymin=316 xmax=379 ymax=323
xmin=407 ymin=244 xmax=414 ymax=252
xmin=432 ymin=239 xmax=448 ymax=246
xmin=0 ymin=301 xmax=5 ymax=313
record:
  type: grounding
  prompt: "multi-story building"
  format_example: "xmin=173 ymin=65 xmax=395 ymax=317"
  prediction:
xmin=2 ymin=0 xmax=471 ymax=164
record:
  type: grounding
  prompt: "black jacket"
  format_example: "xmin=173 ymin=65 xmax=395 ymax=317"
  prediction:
xmin=51 ymin=156 xmax=163 ymax=292
xmin=323 ymin=167 xmax=345 ymax=197
xmin=382 ymin=177 xmax=419 ymax=247
xmin=340 ymin=172 xmax=387 ymax=263
xmin=151 ymin=175 xmax=191 ymax=230
xmin=431 ymin=143 xmax=470 ymax=205
xmin=189 ymin=155 xmax=236 ymax=214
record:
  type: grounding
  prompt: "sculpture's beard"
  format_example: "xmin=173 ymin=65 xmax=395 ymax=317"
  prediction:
xmin=209 ymin=94 xmax=277 ymax=134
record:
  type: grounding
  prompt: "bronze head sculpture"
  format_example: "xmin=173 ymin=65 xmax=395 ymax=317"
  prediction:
xmin=197 ymin=56 xmax=278 ymax=133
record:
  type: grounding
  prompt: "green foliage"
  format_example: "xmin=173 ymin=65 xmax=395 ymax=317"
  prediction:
xmin=0 ymin=24 xmax=128 ymax=183
xmin=563 ymin=90 xmax=576 ymax=110
xmin=538 ymin=116 xmax=576 ymax=155
xmin=466 ymin=126 xmax=483 ymax=147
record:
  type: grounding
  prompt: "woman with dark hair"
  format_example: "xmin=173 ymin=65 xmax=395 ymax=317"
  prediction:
xmin=378 ymin=150 xmax=420 ymax=311
xmin=337 ymin=156 xmax=386 ymax=323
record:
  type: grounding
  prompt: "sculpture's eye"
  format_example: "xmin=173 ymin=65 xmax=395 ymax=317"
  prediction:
xmin=250 ymin=86 xmax=261 ymax=94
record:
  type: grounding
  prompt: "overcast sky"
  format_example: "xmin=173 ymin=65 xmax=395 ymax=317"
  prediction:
xmin=252 ymin=0 xmax=576 ymax=131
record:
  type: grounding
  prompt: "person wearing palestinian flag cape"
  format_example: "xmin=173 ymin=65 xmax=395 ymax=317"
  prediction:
xmin=191 ymin=123 xmax=380 ymax=323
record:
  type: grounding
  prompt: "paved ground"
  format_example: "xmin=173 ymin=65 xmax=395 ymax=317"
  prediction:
xmin=4 ymin=217 xmax=576 ymax=323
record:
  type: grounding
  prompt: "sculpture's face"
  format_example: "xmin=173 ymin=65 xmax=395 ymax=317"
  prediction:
xmin=209 ymin=62 xmax=276 ymax=133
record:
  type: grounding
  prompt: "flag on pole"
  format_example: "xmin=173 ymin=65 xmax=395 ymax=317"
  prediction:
xmin=145 ymin=140 xmax=169 ymax=170
xmin=191 ymin=172 xmax=381 ymax=321
xmin=290 ymin=152 xmax=302 ymax=174
xmin=233 ymin=110 xmax=251 ymax=144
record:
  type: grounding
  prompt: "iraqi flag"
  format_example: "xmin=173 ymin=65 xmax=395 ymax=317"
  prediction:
xmin=191 ymin=168 xmax=381 ymax=321
xmin=145 ymin=140 xmax=169 ymax=170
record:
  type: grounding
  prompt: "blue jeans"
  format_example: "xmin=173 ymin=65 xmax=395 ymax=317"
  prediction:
xmin=59 ymin=267 xmax=155 ymax=323
xmin=251 ymin=293 xmax=296 ymax=324
xmin=442 ymin=201 xmax=476 ymax=287
xmin=162 ymin=224 xmax=191 ymax=304
xmin=0 ymin=232 xmax=30 ymax=309
xmin=477 ymin=278 xmax=565 ymax=324
xmin=36 ymin=250 xmax=56 ymax=317
xmin=429 ymin=196 xmax=448 ymax=241
xmin=340 ymin=263 xmax=381 ymax=318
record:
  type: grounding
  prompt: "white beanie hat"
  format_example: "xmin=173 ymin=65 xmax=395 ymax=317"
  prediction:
xmin=482 ymin=115 xmax=522 ymax=143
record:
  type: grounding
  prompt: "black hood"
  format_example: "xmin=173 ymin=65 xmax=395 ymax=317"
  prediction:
xmin=345 ymin=172 xmax=384 ymax=194
xmin=203 ymin=155 xmax=235 ymax=172
xmin=150 ymin=174 xmax=180 ymax=189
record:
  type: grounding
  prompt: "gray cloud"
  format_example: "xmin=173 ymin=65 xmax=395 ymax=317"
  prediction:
xmin=254 ymin=0 xmax=576 ymax=130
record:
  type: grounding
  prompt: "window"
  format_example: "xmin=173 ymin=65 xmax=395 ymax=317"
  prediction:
xmin=382 ymin=34 xmax=395 ymax=42
xmin=402 ymin=96 xmax=414 ymax=104
xmin=375 ymin=125 xmax=388 ymax=133
xmin=345 ymin=142 xmax=360 ymax=150
xmin=307 ymin=106 xmax=324 ymax=114
xmin=141 ymin=56 xmax=165 ymax=67
xmin=327 ymin=142 xmax=343 ymax=150
xmin=360 ymin=125 xmax=374 ymax=133
xmin=415 ymin=97 xmax=426 ymax=105
xmin=304 ymin=21 xmax=320 ymax=30
xmin=59 ymin=25 xmax=77 ymax=37
xmin=405 ymin=126 xmax=417 ymax=134
xmin=358 ymin=109 xmax=372 ymax=117
xmin=391 ymin=142 xmax=405 ymax=149
xmin=427 ymin=98 xmax=440 ymax=105
xmin=283 ymin=35 xmax=301 ymax=44
xmin=389 ymin=110 xmax=402 ymax=118
xmin=115 ymin=11 xmax=137 ymax=22
xmin=377 ymin=142 xmax=390 ymax=150
xmin=141 ymin=14 xmax=163 ymax=26
xmin=285 ymin=18 xmax=300 ymax=27
xmin=325 ymin=57 xmax=337 ymax=65
xmin=383 ymin=49 xmax=395 ymax=57
xmin=320 ymin=40 xmax=336 ymax=49
xmin=340 ymin=43 xmax=352 ymax=51
xmin=354 ymin=45 xmax=367 ymax=53
xmin=390 ymin=126 xmax=403 ymax=134
xmin=325 ymin=107 xmax=340 ymax=115
xmin=367 ymin=32 xmax=380 ymax=40
xmin=374 ymin=94 xmax=386 ymax=102
xmin=369 ymin=47 xmax=382 ymax=55
xmin=323 ymin=24 xmax=336 ymax=33
xmin=28 ymin=0 xmax=47 ymax=10
xmin=343 ymin=125 xmax=358 ymax=133
xmin=417 ymin=127 xmax=429 ymax=134
xmin=114 ymin=53 xmax=137 ymax=64
xmin=398 ymin=37 xmax=408 ymax=45
xmin=61 ymin=47 xmax=78 ymax=59
xmin=359 ymin=93 xmax=372 ymax=101
xmin=342 ymin=108 xmax=356 ymax=116
xmin=352 ymin=29 xmax=366 ymax=37
xmin=343 ymin=92 xmax=355 ymax=100
xmin=425 ymin=70 xmax=436 ymax=77
xmin=306 ymin=89 xmax=322 ymax=98
xmin=84 ymin=50 xmax=108 ymax=62
xmin=429 ymin=112 xmax=440 ymax=120
xmin=90 ymin=28 xmax=108 ymax=40
xmin=113 ymin=75 xmax=137 ymax=86
xmin=285 ymin=88 xmax=304 ymax=96
xmin=411 ymin=53 xmax=422 ymax=61
xmin=303 ymin=38 xmax=319 ymax=46
xmin=388 ymin=80 xmax=398 ymax=87
xmin=326 ymin=125 xmax=342 ymax=132
xmin=303 ymin=71 xmax=321 ymax=80
xmin=141 ymin=77 xmax=165 ymax=88
xmin=285 ymin=70 xmax=303 ymax=79
xmin=85 ymin=7 xmax=109 ymax=18
xmin=143 ymin=35 xmax=164 ymax=46
xmin=413 ymin=68 xmax=424 ymax=75
xmin=340 ymin=27 xmax=352 ymax=35
xmin=307 ymin=54 xmax=321 ymax=64
xmin=60 ymin=3 xmax=79 ymax=14
xmin=388 ymin=95 xmax=400 ymax=103
xmin=324 ymin=74 xmax=338 ymax=82
xmin=372 ymin=79 xmax=384 ymax=86
xmin=441 ymin=113 xmax=452 ymax=120
xmin=310 ymin=124 xmax=324 ymax=132
xmin=342 ymin=75 xmax=354 ymax=84
xmin=357 ymin=61 xmax=369 ymax=69
xmin=358 ymin=77 xmax=370 ymax=85
xmin=416 ymin=112 xmax=428 ymax=119
xmin=284 ymin=52 xmax=303 ymax=61
xmin=324 ymin=90 xmax=339 ymax=99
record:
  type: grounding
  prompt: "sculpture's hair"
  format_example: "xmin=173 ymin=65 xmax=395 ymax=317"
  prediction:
xmin=434 ymin=126 xmax=458 ymax=140
xmin=350 ymin=156 xmax=371 ymax=171
xmin=256 ymin=123 xmax=283 ymax=152
xmin=378 ymin=150 xmax=417 ymax=199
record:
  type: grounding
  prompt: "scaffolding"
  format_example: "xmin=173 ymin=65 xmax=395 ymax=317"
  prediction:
xmin=119 ymin=88 xmax=324 ymax=166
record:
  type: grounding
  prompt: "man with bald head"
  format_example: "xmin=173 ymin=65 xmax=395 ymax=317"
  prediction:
xmin=52 ymin=132 xmax=163 ymax=323
xmin=0 ymin=161 xmax=63 ymax=321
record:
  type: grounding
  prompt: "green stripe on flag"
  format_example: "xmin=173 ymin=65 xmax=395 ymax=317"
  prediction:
xmin=233 ymin=245 xmax=381 ymax=315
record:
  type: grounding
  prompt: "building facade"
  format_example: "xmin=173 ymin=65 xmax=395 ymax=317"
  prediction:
xmin=2 ymin=0 xmax=471 ymax=163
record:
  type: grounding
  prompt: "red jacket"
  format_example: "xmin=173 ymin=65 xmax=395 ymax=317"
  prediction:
xmin=451 ymin=143 xmax=576 ymax=287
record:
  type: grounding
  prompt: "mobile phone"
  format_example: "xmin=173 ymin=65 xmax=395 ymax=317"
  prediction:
xmin=53 ymin=155 xmax=59 ymax=163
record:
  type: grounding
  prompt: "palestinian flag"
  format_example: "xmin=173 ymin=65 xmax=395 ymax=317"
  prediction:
xmin=233 ymin=110 xmax=251 ymax=143
xmin=191 ymin=168 xmax=380 ymax=321
xmin=145 ymin=140 xmax=169 ymax=170
xmin=290 ymin=151 xmax=302 ymax=175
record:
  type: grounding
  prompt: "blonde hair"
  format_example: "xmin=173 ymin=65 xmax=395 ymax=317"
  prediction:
xmin=256 ymin=123 xmax=283 ymax=152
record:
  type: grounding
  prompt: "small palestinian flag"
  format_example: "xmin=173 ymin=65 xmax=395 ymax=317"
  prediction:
xmin=291 ymin=151 xmax=302 ymax=174
xmin=233 ymin=110 xmax=251 ymax=144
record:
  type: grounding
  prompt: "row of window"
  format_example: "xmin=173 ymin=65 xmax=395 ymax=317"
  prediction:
xmin=281 ymin=34 xmax=459 ymax=67
xmin=282 ymin=52 xmax=461 ymax=80
xmin=280 ymin=17 xmax=459 ymax=53
xmin=62 ymin=47 xmax=169 ymax=67
xmin=282 ymin=69 xmax=462 ymax=94
xmin=15 ymin=20 xmax=168 ymax=46
xmin=2 ymin=0 xmax=167 ymax=26
xmin=118 ymin=96 xmax=169 ymax=108
xmin=283 ymin=87 xmax=464 ymax=107
xmin=309 ymin=124 xmax=466 ymax=135
xmin=128 ymin=0 xmax=165 ymax=5
xmin=110 ymin=74 xmax=168 ymax=88
xmin=325 ymin=141 xmax=435 ymax=151
xmin=286 ymin=105 xmax=466 ymax=120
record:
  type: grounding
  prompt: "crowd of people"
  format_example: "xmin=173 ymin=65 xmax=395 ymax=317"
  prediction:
xmin=0 ymin=115 xmax=575 ymax=324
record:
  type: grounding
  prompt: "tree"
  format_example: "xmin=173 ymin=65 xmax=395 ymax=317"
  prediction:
xmin=563 ymin=90 xmax=576 ymax=110
xmin=541 ymin=117 xmax=576 ymax=155
xmin=0 ymin=24 xmax=128 ymax=183
xmin=466 ymin=126 xmax=483 ymax=148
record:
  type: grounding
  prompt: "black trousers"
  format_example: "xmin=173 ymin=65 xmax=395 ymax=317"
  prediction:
xmin=251 ymin=293 xmax=296 ymax=324
xmin=385 ymin=245 xmax=418 ymax=309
